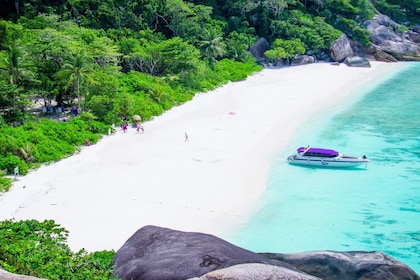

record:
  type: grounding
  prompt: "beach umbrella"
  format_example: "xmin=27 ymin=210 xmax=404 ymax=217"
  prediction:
xmin=132 ymin=115 xmax=141 ymax=121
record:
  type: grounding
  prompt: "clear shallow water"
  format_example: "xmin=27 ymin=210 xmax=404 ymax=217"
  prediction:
xmin=229 ymin=62 xmax=420 ymax=274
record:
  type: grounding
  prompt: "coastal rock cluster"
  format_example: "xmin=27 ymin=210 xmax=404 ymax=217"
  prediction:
xmin=113 ymin=225 xmax=419 ymax=280
xmin=252 ymin=14 xmax=420 ymax=67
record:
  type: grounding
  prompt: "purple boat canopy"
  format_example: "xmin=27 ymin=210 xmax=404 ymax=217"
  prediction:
xmin=297 ymin=147 xmax=339 ymax=157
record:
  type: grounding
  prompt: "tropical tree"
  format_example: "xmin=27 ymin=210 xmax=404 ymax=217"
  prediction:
xmin=262 ymin=0 xmax=289 ymax=18
xmin=55 ymin=54 xmax=96 ymax=112
xmin=264 ymin=38 xmax=306 ymax=65
xmin=198 ymin=29 xmax=226 ymax=67
xmin=114 ymin=92 xmax=135 ymax=121
xmin=0 ymin=45 xmax=34 ymax=120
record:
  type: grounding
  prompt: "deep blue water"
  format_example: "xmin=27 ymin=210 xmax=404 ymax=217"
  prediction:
xmin=229 ymin=62 xmax=420 ymax=274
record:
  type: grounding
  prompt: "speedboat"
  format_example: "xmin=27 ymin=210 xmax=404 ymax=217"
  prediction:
xmin=287 ymin=146 xmax=369 ymax=168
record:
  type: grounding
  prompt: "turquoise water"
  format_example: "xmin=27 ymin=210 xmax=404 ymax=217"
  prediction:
xmin=229 ymin=62 xmax=420 ymax=274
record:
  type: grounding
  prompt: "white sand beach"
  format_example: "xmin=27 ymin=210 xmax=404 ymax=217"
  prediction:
xmin=0 ymin=62 xmax=398 ymax=252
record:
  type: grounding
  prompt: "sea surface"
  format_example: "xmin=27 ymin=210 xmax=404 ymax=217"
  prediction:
xmin=228 ymin=62 xmax=420 ymax=274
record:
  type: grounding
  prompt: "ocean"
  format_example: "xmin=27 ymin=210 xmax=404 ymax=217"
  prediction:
xmin=228 ymin=62 xmax=420 ymax=274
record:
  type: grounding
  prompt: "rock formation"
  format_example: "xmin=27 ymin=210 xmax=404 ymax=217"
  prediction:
xmin=330 ymin=34 xmax=354 ymax=63
xmin=112 ymin=225 xmax=297 ymax=280
xmin=113 ymin=225 xmax=420 ymax=280
xmin=0 ymin=269 xmax=46 ymax=280
xmin=250 ymin=14 xmax=420 ymax=67
xmin=249 ymin=37 xmax=270 ymax=64
xmin=363 ymin=14 xmax=420 ymax=61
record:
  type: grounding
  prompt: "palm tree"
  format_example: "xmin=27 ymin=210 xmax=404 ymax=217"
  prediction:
xmin=0 ymin=45 xmax=34 ymax=118
xmin=198 ymin=29 xmax=226 ymax=67
xmin=55 ymin=54 xmax=95 ymax=112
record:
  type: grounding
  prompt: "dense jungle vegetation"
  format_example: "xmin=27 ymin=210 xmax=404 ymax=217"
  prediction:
xmin=0 ymin=0 xmax=418 ymax=279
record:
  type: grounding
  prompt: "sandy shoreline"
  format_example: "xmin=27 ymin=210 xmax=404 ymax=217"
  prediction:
xmin=0 ymin=62 xmax=399 ymax=252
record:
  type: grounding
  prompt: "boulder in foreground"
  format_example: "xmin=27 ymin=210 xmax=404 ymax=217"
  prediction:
xmin=113 ymin=225 xmax=420 ymax=280
xmin=112 ymin=225 xmax=298 ymax=280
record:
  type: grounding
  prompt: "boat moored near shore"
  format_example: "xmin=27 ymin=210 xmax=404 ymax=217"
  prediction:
xmin=287 ymin=146 xmax=369 ymax=168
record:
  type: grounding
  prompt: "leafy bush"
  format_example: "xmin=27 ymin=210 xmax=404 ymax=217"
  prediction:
xmin=0 ymin=219 xmax=116 ymax=279
xmin=0 ymin=169 xmax=12 ymax=192
xmin=0 ymin=117 xmax=108 ymax=175
xmin=270 ymin=10 xmax=342 ymax=52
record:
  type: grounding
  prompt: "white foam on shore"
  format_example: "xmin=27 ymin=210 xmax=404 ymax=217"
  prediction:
xmin=0 ymin=62 xmax=399 ymax=252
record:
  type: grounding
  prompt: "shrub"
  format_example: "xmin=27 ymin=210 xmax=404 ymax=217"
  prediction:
xmin=0 ymin=220 xmax=116 ymax=279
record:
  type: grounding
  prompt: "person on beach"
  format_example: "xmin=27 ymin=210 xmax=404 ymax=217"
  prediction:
xmin=121 ymin=123 xmax=128 ymax=133
xmin=136 ymin=121 xmax=144 ymax=133
xmin=184 ymin=132 xmax=189 ymax=142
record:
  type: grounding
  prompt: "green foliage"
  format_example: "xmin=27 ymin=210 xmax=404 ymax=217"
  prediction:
xmin=0 ymin=219 xmax=116 ymax=279
xmin=336 ymin=17 xmax=371 ymax=46
xmin=198 ymin=29 xmax=227 ymax=66
xmin=265 ymin=38 xmax=306 ymax=64
xmin=371 ymin=0 xmax=420 ymax=25
xmin=55 ymin=53 xmax=96 ymax=111
xmin=0 ymin=169 xmax=12 ymax=192
xmin=270 ymin=10 xmax=342 ymax=51
xmin=0 ymin=118 xmax=107 ymax=175
xmin=213 ymin=59 xmax=263 ymax=81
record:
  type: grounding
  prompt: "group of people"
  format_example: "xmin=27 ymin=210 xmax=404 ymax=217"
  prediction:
xmin=120 ymin=119 xmax=144 ymax=134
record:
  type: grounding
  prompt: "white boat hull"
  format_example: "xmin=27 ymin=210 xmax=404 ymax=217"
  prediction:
xmin=287 ymin=154 xmax=369 ymax=168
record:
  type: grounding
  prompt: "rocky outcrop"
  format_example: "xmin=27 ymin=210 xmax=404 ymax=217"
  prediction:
xmin=330 ymin=34 xmax=354 ymax=62
xmin=189 ymin=263 xmax=321 ymax=280
xmin=263 ymin=251 xmax=420 ymax=280
xmin=112 ymin=225 xmax=296 ymax=280
xmin=0 ymin=269 xmax=46 ymax=280
xmin=249 ymin=37 xmax=270 ymax=64
xmin=364 ymin=14 xmax=420 ymax=61
xmin=113 ymin=226 xmax=420 ymax=280
xmin=251 ymin=14 xmax=420 ymax=66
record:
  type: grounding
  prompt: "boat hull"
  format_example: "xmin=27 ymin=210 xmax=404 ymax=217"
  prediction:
xmin=287 ymin=155 xmax=369 ymax=168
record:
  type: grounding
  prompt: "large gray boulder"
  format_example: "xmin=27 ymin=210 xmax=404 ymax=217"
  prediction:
xmin=113 ymin=225 xmax=293 ymax=280
xmin=189 ymin=263 xmax=321 ymax=280
xmin=249 ymin=37 xmax=270 ymax=64
xmin=263 ymin=251 xmax=420 ymax=280
xmin=291 ymin=55 xmax=316 ymax=66
xmin=343 ymin=56 xmax=371 ymax=67
xmin=330 ymin=34 xmax=354 ymax=62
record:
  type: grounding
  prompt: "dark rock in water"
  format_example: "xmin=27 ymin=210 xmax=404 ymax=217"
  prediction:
xmin=250 ymin=37 xmax=270 ymax=64
xmin=189 ymin=263 xmax=321 ymax=280
xmin=330 ymin=34 xmax=354 ymax=62
xmin=343 ymin=56 xmax=371 ymax=67
xmin=262 ymin=251 xmax=420 ymax=280
xmin=113 ymin=225 xmax=292 ymax=280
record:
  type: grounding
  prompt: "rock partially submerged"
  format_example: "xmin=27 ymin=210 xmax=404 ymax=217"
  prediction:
xmin=113 ymin=225 xmax=420 ymax=280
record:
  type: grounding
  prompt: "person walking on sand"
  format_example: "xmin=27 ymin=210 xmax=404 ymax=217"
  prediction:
xmin=136 ymin=121 xmax=144 ymax=133
xmin=122 ymin=123 xmax=128 ymax=133
xmin=184 ymin=132 xmax=189 ymax=142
